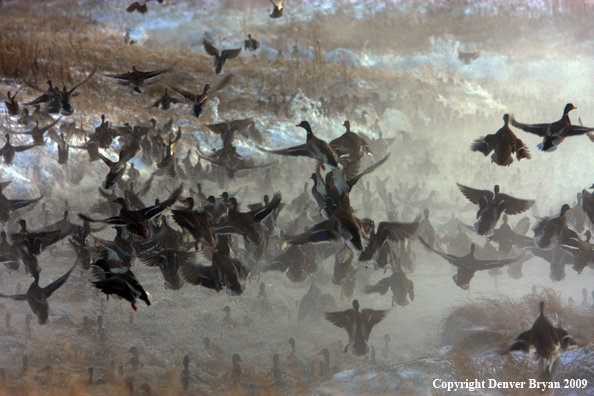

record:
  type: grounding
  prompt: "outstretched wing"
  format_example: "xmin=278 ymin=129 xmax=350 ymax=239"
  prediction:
xmin=42 ymin=262 xmax=76 ymax=298
xmin=495 ymin=194 xmax=534 ymax=215
xmin=203 ymin=40 xmax=219 ymax=57
xmin=457 ymin=183 xmax=494 ymax=204
xmin=222 ymin=48 xmax=242 ymax=59
xmin=257 ymin=144 xmax=312 ymax=158
xmin=509 ymin=115 xmax=549 ymax=137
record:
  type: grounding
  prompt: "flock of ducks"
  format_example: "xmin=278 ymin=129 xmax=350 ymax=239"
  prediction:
xmin=0 ymin=0 xmax=592 ymax=393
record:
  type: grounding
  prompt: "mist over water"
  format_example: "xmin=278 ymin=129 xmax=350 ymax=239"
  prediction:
xmin=0 ymin=0 xmax=594 ymax=395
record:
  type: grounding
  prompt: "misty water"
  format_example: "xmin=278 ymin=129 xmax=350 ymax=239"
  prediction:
xmin=0 ymin=0 xmax=594 ymax=395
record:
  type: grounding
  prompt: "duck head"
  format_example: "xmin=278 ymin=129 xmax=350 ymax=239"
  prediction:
xmin=295 ymin=121 xmax=313 ymax=136
xmin=503 ymin=114 xmax=511 ymax=124
xmin=352 ymin=299 xmax=360 ymax=311
xmin=203 ymin=84 xmax=211 ymax=93
xmin=18 ymin=219 xmax=27 ymax=232
xmin=342 ymin=120 xmax=351 ymax=131
xmin=563 ymin=103 xmax=577 ymax=116
xmin=559 ymin=204 xmax=571 ymax=217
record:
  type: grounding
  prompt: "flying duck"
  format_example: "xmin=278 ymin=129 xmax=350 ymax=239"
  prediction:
xmin=471 ymin=114 xmax=531 ymax=166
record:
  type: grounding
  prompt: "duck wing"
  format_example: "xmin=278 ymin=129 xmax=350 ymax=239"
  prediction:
xmin=257 ymin=144 xmax=313 ymax=158
xmin=324 ymin=308 xmax=356 ymax=340
xmin=285 ymin=217 xmax=341 ymax=245
xmin=456 ymin=183 xmax=494 ymax=204
xmin=222 ymin=48 xmax=242 ymax=59
xmin=169 ymin=86 xmax=197 ymax=102
xmin=510 ymin=116 xmax=550 ymax=137
xmin=495 ymin=194 xmax=534 ymax=215
xmin=377 ymin=220 xmax=419 ymax=243
xmin=361 ymin=308 xmax=389 ymax=339
xmin=203 ymin=40 xmax=219 ymax=57
xmin=210 ymin=74 xmax=234 ymax=93
xmin=42 ymin=263 xmax=76 ymax=298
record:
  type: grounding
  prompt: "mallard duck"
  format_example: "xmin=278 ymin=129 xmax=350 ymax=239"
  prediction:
xmin=558 ymin=229 xmax=594 ymax=274
xmin=171 ymin=197 xmax=216 ymax=250
xmin=0 ymin=263 xmax=75 ymax=324
xmin=286 ymin=207 xmax=368 ymax=251
xmin=359 ymin=219 xmax=419 ymax=265
xmin=78 ymin=185 xmax=182 ymax=239
xmin=265 ymin=244 xmax=317 ymax=282
xmin=530 ymin=246 xmax=574 ymax=282
xmin=104 ymin=65 xmax=174 ymax=94
xmin=491 ymin=215 xmax=534 ymax=255
xmin=91 ymin=259 xmax=150 ymax=311
xmin=98 ymin=132 xmax=142 ymax=190
xmin=169 ymin=74 xmax=233 ymax=118
xmin=0 ymin=89 xmax=21 ymax=116
xmin=48 ymin=129 xmax=71 ymax=165
xmin=471 ymin=114 xmax=531 ymax=166
xmin=244 ymin=34 xmax=259 ymax=51
xmin=203 ymin=39 xmax=242 ymax=75
xmin=181 ymin=241 xmax=250 ymax=296
xmin=0 ymin=184 xmax=42 ymax=224
xmin=0 ymin=134 xmax=35 ymax=165
xmin=419 ymin=237 xmax=523 ymax=289
xmin=510 ymin=103 xmax=594 ymax=152
xmin=126 ymin=0 xmax=162 ymax=14
xmin=324 ymin=299 xmax=389 ymax=357
xmin=457 ymin=183 xmax=534 ymax=236
xmin=214 ymin=192 xmax=282 ymax=247
xmin=364 ymin=262 xmax=414 ymax=307
xmin=205 ymin=118 xmax=261 ymax=146
xmin=504 ymin=301 xmax=577 ymax=381
xmin=11 ymin=219 xmax=62 ymax=274
xmin=8 ymin=117 xmax=61 ymax=146
xmin=147 ymin=88 xmax=180 ymax=110
xmin=533 ymin=204 xmax=572 ymax=250
xmin=259 ymin=121 xmax=338 ymax=169
xmin=329 ymin=120 xmax=372 ymax=161
xmin=269 ymin=0 xmax=284 ymax=18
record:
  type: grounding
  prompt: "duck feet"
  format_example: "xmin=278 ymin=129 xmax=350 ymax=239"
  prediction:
xmin=131 ymin=303 xmax=137 ymax=312
xmin=343 ymin=343 xmax=350 ymax=353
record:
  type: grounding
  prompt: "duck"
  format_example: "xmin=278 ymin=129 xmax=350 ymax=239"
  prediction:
xmin=205 ymin=118 xmax=261 ymax=147
xmin=265 ymin=244 xmax=317 ymax=282
xmin=285 ymin=206 xmax=368 ymax=251
xmin=1 ymin=89 xmax=21 ymax=116
xmin=0 ymin=134 xmax=35 ymax=165
xmin=324 ymin=299 xmax=389 ymax=357
xmin=559 ymin=229 xmax=594 ymax=274
xmin=147 ymin=88 xmax=181 ymax=110
xmin=419 ymin=237 xmax=524 ymax=289
xmin=79 ymin=185 xmax=182 ymax=239
xmin=457 ymin=183 xmax=534 ymax=236
xmin=244 ymin=34 xmax=260 ymax=51
xmin=0 ymin=184 xmax=43 ymax=224
xmin=126 ymin=0 xmax=162 ymax=14
xmin=0 ymin=263 xmax=76 ymax=324
xmin=169 ymin=74 xmax=233 ymax=118
xmin=171 ymin=197 xmax=216 ymax=250
xmin=48 ymin=129 xmax=71 ymax=165
xmin=504 ymin=301 xmax=577 ymax=381
xmin=364 ymin=262 xmax=414 ymax=307
xmin=11 ymin=219 xmax=63 ymax=274
xmin=203 ymin=39 xmax=242 ymax=75
xmin=358 ymin=219 xmax=419 ymax=265
xmin=97 ymin=134 xmax=141 ymax=190
xmin=90 ymin=259 xmax=151 ymax=311
xmin=181 ymin=241 xmax=250 ymax=296
xmin=269 ymin=0 xmax=284 ymax=18
xmin=104 ymin=65 xmax=174 ymax=94
xmin=510 ymin=103 xmax=594 ymax=152
xmin=471 ymin=114 xmax=531 ymax=166
xmin=52 ymin=68 xmax=97 ymax=115
xmin=258 ymin=121 xmax=339 ymax=170
xmin=533 ymin=204 xmax=572 ymax=250
xmin=329 ymin=120 xmax=372 ymax=161
xmin=8 ymin=117 xmax=61 ymax=146
xmin=214 ymin=192 xmax=282 ymax=247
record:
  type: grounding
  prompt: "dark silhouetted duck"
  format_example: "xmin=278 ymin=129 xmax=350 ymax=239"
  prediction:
xmin=203 ymin=39 xmax=242 ymax=75
xmin=0 ymin=134 xmax=35 ymax=165
xmin=364 ymin=262 xmax=414 ymax=307
xmin=532 ymin=204 xmax=572 ymax=250
xmin=0 ymin=263 xmax=75 ymax=324
xmin=1 ymin=89 xmax=21 ymax=116
xmin=169 ymin=74 xmax=233 ymax=118
xmin=91 ymin=259 xmax=150 ymax=311
xmin=269 ymin=0 xmax=284 ymax=18
xmin=511 ymin=103 xmax=594 ymax=152
xmin=457 ymin=183 xmax=534 ymax=236
xmin=258 ymin=121 xmax=339 ymax=169
xmin=0 ymin=184 xmax=42 ymax=224
xmin=471 ymin=114 xmax=531 ymax=166
xmin=147 ymin=88 xmax=180 ymax=110
xmin=324 ymin=299 xmax=389 ymax=357
xmin=182 ymin=241 xmax=250 ymax=296
xmin=504 ymin=301 xmax=577 ymax=381
xmin=9 ymin=117 xmax=61 ymax=146
xmin=105 ymin=65 xmax=174 ymax=94
xmin=419 ymin=237 xmax=523 ymax=289
xmin=244 ymin=34 xmax=260 ymax=51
